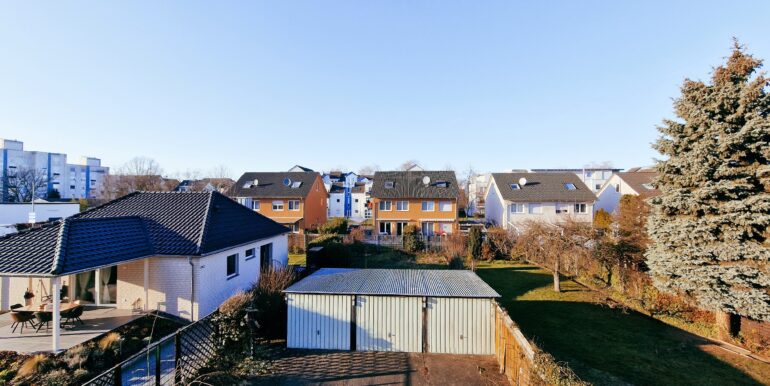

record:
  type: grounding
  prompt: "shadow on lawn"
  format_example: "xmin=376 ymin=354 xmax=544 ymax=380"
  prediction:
xmin=477 ymin=265 xmax=766 ymax=386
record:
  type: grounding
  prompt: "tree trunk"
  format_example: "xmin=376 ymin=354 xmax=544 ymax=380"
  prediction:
xmin=553 ymin=258 xmax=561 ymax=293
xmin=716 ymin=310 xmax=740 ymax=340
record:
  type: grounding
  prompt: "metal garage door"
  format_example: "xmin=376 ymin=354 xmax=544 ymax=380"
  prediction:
xmin=287 ymin=294 xmax=352 ymax=350
xmin=427 ymin=297 xmax=494 ymax=354
xmin=355 ymin=295 xmax=422 ymax=352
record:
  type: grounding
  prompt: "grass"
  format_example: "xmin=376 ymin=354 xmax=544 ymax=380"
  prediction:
xmin=475 ymin=260 xmax=770 ymax=386
xmin=288 ymin=253 xmax=306 ymax=266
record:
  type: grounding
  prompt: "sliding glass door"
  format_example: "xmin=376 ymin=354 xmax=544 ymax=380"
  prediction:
xmin=72 ymin=265 xmax=118 ymax=306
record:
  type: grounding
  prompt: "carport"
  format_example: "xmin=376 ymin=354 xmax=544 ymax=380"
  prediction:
xmin=284 ymin=268 xmax=500 ymax=354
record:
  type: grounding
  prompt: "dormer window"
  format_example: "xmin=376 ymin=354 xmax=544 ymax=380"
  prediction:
xmin=564 ymin=183 xmax=577 ymax=190
xmin=384 ymin=181 xmax=395 ymax=189
xmin=510 ymin=184 xmax=520 ymax=190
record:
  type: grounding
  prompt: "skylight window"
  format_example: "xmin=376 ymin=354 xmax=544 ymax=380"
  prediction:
xmin=642 ymin=183 xmax=655 ymax=190
xmin=564 ymin=183 xmax=577 ymax=190
xmin=291 ymin=181 xmax=303 ymax=188
xmin=384 ymin=181 xmax=395 ymax=189
xmin=435 ymin=181 xmax=449 ymax=188
xmin=510 ymin=184 xmax=521 ymax=190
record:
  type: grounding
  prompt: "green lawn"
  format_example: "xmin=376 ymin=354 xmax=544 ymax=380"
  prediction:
xmin=288 ymin=253 xmax=306 ymax=266
xmin=476 ymin=261 xmax=770 ymax=386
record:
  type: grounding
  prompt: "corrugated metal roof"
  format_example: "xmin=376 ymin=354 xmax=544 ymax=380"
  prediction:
xmin=284 ymin=268 xmax=500 ymax=298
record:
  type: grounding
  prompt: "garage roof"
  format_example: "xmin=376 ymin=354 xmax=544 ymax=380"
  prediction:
xmin=285 ymin=268 xmax=500 ymax=298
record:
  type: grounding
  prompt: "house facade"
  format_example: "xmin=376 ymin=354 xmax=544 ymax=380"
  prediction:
xmin=466 ymin=173 xmax=491 ymax=217
xmin=0 ymin=192 xmax=290 ymax=324
xmin=229 ymin=171 xmax=328 ymax=233
xmin=485 ymin=172 xmax=596 ymax=232
xmin=595 ymin=168 xmax=659 ymax=213
xmin=370 ymin=171 xmax=459 ymax=236
xmin=0 ymin=139 xmax=110 ymax=201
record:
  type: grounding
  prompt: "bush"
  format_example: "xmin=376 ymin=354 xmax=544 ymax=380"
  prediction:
xmin=211 ymin=291 xmax=253 ymax=366
xmin=251 ymin=267 xmax=295 ymax=340
xmin=308 ymin=233 xmax=343 ymax=246
xmin=467 ymin=227 xmax=482 ymax=261
xmin=486 ymin=227 xmax=514 ymax=259
xmin=402 ymin=225 xmax=424 ymax=253
xmin=318 ymin=218 xmax=348 ymax=234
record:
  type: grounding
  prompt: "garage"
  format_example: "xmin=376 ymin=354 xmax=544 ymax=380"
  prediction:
xmin=284 ymin=268 xmax=500 ymax=354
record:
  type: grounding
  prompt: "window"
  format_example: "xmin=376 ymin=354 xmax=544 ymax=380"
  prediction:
xmin=556 ymin=204 xmax=570 ymax=214
xmin=574 ymin=203 xmax=587 ymax=213
xmin=436 ymin=181 xmax=449 ymax=188
xmin=396 ymin=201 xmax=409 ymax=211
xmin=510 ymin=184 xmax=521 ymax=190
xmin=226 ymin=254 xmax=238 ymax=278
xmin=336 ymin=198 xmax=341 ymax=202
xmin=595 ymin=184 xmax=601 ymax=190
xmin=642 ymin=183 xmax=655 ymax=190
xmin=439 ymin=201 xmax=452 ymax=212
xmin=564 ymin=183 xmax=577 ymax=190
xmin=585 ymin=171 xmax=593 ymax=178
xmin=421 ymin=201 xmax=435 ymax=211
xmin=614 ymin=184 xmax=620 ymax=193
xmin=379 ymin=201 xmax=392 ymax=211
xmin=529 ymin=203 xmax=543 ymax=214
xmin=245 ymin=248 xmax=256 ymax=260
xmin=510 ymin=203 xmax=525 ymax=213
xmin=252 ymin=200 xmax=260 ymax=211
xmin=440 ymin=223 xmax=453 ymax=234
xmin=272 ymin=201 xmax=284 ymax=211
xmin=288 ymin=200 xmax=300 ymax=211
xmin=260 ymin=243 xmax=273 ymax=269
xmin=384 ymin=181 xmax=395 ymax=189
xmin=379 ymin=222 xmax=391 ymax=235
xmin=291 ymin=181 xmax=302 ymax=188
xmin=354 ymin=198 xmax=359 ymax=203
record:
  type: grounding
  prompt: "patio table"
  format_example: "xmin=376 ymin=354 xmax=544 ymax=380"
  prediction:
xmin=16 ymin=303 xmax=80 ymax=313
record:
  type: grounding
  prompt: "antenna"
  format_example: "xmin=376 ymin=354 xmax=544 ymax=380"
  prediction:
xmin=283 ymin=178 xmax=292 ymax=187
xmin=422 ymin=176 xmax=431 ymax=185
xmin=518 ymin=177 xmax=527 ymax=186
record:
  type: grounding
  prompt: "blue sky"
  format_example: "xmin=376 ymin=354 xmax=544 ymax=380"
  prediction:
xmin=1 ymin=1 xmax=769 ymax=178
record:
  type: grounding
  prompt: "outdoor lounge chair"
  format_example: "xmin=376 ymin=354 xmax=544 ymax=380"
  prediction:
xmin=10 ymin=312 xmax=36 ymax=334
xmin=34 ymin=312 xmax=53 ymax=333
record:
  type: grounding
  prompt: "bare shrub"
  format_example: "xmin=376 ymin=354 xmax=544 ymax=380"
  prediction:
xmin=251 ymin=267 xmax=296 ymax=339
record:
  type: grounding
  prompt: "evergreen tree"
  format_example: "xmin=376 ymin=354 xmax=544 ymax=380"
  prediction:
xmin=647 ymin=42 xmax=770 ymax=322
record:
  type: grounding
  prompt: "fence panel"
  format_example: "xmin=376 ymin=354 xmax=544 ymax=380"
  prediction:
xmin=493 ymin=301 xmax=534 ymax=386
xmin=176 ymin=316 xmax=217 ymax=382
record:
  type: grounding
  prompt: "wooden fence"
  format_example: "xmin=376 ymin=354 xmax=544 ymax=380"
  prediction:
xmin=494 ymin=302 xmax=535 ymax=385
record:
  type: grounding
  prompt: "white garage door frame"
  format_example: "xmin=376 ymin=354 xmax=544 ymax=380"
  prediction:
xmin=286 ymin=293 xmax=353 ymax=350
xmin=426 ymin=297 xmax=495 ymax=355
xmin=355 ymin=295 xmax=423 ymax=352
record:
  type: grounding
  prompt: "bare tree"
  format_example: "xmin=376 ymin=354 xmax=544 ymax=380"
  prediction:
xmin=5 ymin=167 xmax=47 ymax=202
xmin=208 ymin=164 xmax=233 ymax=179
xmin=103 ymin=157 xmax=167 ymax=199
xmin=398 ymin=160 xmax=421 ymax=171
xmin=120 ymin=156 xmax=163 ymax=176
xmin=358 ymin=164 xmax=380 ymax=176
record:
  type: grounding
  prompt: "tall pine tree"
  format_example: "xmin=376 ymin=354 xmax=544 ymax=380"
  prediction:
xmin=647 ymin=41 xmax=770 ymax=322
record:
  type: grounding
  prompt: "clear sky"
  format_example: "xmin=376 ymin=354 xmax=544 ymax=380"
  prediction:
xmin=1 ymin=1 xmax=769 ymax=179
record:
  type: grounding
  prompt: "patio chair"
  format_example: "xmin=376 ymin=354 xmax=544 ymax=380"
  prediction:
xmin=10 ymin=312 xmax=36 ymax=334
xmin=34 ymin=312 xmax=53 ymax=333
xmin=10 ymin=303 xmax=23 ymax=311
xmin=61 ymin=306 xmax=84 ymax=327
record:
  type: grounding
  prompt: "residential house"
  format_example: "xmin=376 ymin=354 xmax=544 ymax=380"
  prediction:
xmin=595 ymin=167 xmax=659 ymax=213
xmin=229 ymin=172 xmax=328 ymax=233
xmin=0 ymin=191 xmax=290 ymax=350
xmin=530 ymin=167 xmax=622 ymax=192
xmin=288 ymin=165 xmax=314 ymax=173
xmin=0 ymin=139 xmax=110 ymax=201
xmin=485 ymin=172 xmax=596 ymax=232
xmin=370 ymin=171 xmax=459 ymax=236
xmin=174 ymin=178 xmax=235 ymax=193
xmin=328 ymin=183 xmax=368 ymax=222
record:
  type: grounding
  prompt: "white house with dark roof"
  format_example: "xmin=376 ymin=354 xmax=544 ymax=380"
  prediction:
xmin=0 ymin=191 xmax=289 ymax=351
xmin=595 ymin=168 xmax=660 ymax=213
xmin=485 ymin=172 xmax=596 ymax=232
xmin=530 ymin=167 xmax=622 ymax=192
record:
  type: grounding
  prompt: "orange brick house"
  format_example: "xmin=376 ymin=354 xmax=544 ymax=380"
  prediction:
xmin=229 ymin=171 xmax=328 ymax=233
xmin=370 ymin=170 xmax=459 ymax=236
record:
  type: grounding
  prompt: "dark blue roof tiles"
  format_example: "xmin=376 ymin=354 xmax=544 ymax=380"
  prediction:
xmin=0 ymin=223 xmax=60 ymax=275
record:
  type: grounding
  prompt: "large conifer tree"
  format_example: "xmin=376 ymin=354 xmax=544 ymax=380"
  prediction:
xmin=647 ymin=42 xmax=770 ymax=321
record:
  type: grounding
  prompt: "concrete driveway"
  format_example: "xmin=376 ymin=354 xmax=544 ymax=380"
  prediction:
xmin=249 ymin=349 xmax=508 ymax=386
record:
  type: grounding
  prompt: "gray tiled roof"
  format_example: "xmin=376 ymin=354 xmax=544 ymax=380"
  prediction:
xmin=370 ymin=171 xmax=459 ymax=199
xmin=284 ymin=268 xmax=500 ymax=298
xmin=0 ymin=192 xmax=289 ymax=276
xmin=229 ymin=172 xmax=322 ymax=198
xmin=329 ymin=182 xmax=365 ymax=194
xmin=491 ymin=173 xmax=596 ymax=202
xmin=615 ymin=171 xmax=660 ymax=198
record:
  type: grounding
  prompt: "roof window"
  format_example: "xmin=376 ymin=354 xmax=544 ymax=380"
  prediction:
xmin=384 ymin=181 xmax=395 ymax=189
xmin=642 ymin=183 xmax=655 ymax=190
xmin=564 ymin=183 xmax=577 ymax=190
xmin=435 ymin=181 xmax=449 ymax=188
xmin=291 ymin=181 xmax=303 ymax=188
xmin=510 ymin=183 xmax=521 ymax=190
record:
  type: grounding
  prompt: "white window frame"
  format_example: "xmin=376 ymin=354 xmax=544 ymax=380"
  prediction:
xmin=379 ymin=221 xmax=391 ymax=235
xmin=252 ymin=200 xmax=260 ymax=211
xmin=421 ymin=201 xmax=435 ymax=212
xmin=288 ymin=200 xmax=300 ymax=211
xmin=379 ymin=200 xmax=392 ymax=211
xmin=510 ymin=203 xmax=525 ymax=214
xmin=226 ymin=253 xmax=239 ymax=278
xmin=272 ymin=201 xmax=284 ymax=211
xmin=574 ymin=203 xmax=587 ymax=213
xmin=396 ymin=201 xmax=409 ymax=211
xmin=244 ymin=248 xmax=256 ymax=260
xmin=528 ymin=203 xmax=543 ymax=214
xmin=438 ymin=201 xmax=452 ymax=212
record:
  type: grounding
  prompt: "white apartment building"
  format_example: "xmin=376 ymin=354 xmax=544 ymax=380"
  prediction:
xmin=466 ymin=173 xmax=491 ymax=217
xmin=485 ymin=172 xmax=597 ymax=233
xmin=0 ymin=139 xmax=109 ymax=202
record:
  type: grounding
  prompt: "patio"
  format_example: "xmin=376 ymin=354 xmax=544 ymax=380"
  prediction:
xmin=0 ymin=307 xmax=144 ymax=353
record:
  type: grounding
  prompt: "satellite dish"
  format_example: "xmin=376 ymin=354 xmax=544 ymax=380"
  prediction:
xmin=518 ymin=177 xmax=527 ymax=186
xmin=283 ymin=178 xmax=292 ymax=187
xmin=422 ymin=176 xmax=431 ymax=185
xmin=252 ymin=179 xmax=259 ymax=187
